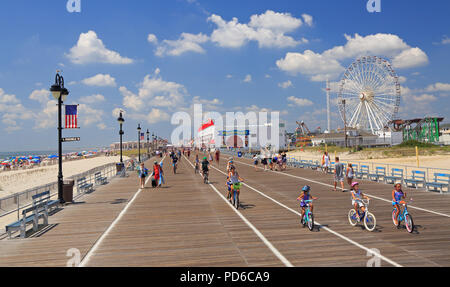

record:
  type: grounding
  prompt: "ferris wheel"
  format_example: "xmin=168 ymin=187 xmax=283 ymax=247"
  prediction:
xmin=337 ymin=56 xmax=401 ymax=134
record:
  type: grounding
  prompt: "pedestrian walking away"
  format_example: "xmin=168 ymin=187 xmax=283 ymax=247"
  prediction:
xmin=347 ymin=163 xmax=354 ymax=190
xmin=333 ymin=157 xmax=345 ymax=192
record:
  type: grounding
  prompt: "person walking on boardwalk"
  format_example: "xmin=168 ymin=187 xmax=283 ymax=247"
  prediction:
xmin=253 ymin=154 xmax=259 ymax=171
xmin=346 ymin=163 xmax=355 ymax=190
xmin=322 ymin=152 xmax=330 ymax=173
xmin=152 ymin=161 xmax=163 ymax=187
xmin=138 ymin=162 xmax=149 ymax=189
xmin=333 ymin=157 xmax=345 ymax=192
xmin=215 ymin=149 xmax=220 ymax=165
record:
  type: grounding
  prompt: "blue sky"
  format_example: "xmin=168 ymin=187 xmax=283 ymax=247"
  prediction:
xmin=0 ymin=0 xmax=449 ymax=151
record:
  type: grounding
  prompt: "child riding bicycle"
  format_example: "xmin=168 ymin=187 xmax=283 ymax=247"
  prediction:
xmin=297 ymin=185 xmax=318 ymax=224
xmin=351 ymin=182 xmax=370 ymax=219
xmin=392 ymin=183 xmax=407 ymax=225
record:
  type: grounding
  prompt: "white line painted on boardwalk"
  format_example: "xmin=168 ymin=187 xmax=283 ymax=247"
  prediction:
xmin=234 ymin=159 xmax=450 ymax=219
xmin=183 ymin=156 xmax=293 ymax=267
xmin=79 ymin=157 xmax=165 ymax=267
xmin=209 ymin=163 xmax=402 ymax=267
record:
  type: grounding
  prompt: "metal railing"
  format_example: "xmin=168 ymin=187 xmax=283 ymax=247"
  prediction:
xmin=221 ymin=149 xmax=450 ymax=193
xmin=0 ymin=159 xmax=132 ymax=221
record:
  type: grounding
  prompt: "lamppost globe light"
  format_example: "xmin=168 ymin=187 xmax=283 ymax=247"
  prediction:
xmin=137 ymin=124 xmax=141 ymax=131
xmin=61 ymin=88 xmax=69 ymax=102
xmin=50 ymin=84 xmax=62 ymax=99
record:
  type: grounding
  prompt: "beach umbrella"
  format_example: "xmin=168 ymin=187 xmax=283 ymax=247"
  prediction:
xmin=48 ymin=155 xmax=58 ymax=159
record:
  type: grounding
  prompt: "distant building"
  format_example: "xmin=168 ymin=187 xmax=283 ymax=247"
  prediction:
xmin=439 ymin=123 xmax=450 ymax=145
xmin=194 ymin=120 xmax=287 ymax=150
xmin=311 ymin=129 xmax=378 ymax=147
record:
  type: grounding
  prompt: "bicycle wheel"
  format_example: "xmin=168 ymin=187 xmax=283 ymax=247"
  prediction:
xmin=348 ymin=209 xmax=358 ymax=226
xmin=307 ymin=213 xmax=314 ymax=231
xmin=234 ymin=192 xmax=239 ymax=210
xmin=364 ymin=212 xmax=376 ymax=232
xmin=392 ymin=209 xmax=399 ymax=227
xmin=405 ymin=214 xmax=414 ymax=233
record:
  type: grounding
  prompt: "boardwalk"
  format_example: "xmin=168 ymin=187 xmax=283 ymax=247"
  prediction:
xmin=1 ymin=154 xmax=450 ymax=267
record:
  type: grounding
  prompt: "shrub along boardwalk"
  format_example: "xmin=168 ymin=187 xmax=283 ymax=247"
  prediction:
xmin=1 ymin=153 xmax=450 ymax=266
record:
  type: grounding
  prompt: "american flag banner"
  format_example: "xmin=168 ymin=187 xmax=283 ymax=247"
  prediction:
xmin=65 ymin=105 xmax=78 ymax=129
xmin=141 ymin=133 xmax=145 ymax=140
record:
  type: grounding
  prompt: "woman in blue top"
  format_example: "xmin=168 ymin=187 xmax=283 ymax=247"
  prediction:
xmin=297 ymin=185 xmax=318 ymax=223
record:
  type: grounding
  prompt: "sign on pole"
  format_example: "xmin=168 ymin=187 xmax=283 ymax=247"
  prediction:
xmin=62 ymin=137 xmax=81 ymax=142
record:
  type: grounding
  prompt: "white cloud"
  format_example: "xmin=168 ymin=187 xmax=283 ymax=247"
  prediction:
xmin=147 ymin=34 xmax=158 ymax=44
xmin=277 ymin=33 xmax=429 ymax=82
xmin=29 ymin=89 xmax=50 ymax=105
xmin=440 ymin=35 xmax=450 ymax=45
xmin=121 ymin=68 xmax=188 ymax=111
xmin=398 ymin=76 xmax=407 ymax=84
xmin=78 ymin=104 xmax=105 ymax=127
xmin=81 ymin=74 xmax=117 ymax=87
xmin=276 ymin=50 xmax=344 ymax=81
xmin=265 ymin=74 xmax=272 ymax=78
xmin=66 ymin=30 xmax=133 ymax=64
xmin=155 ymin=33 xmax=209 ymax=57
xmin=392 ymin=47 xmax=428 ymax=69
xmin=0 ymin=88 xmax=33 ymax=132
xmin=287 ymin=96 xmax=313 ymax=107
xmin=278 ymin=80 xmax=293 ymax=89
xmin=79 ymin=94 xmax=105 ymax=104
xmin=425 ymin=82 xmax=450 ymax=92
xmin=243 ymin=74 xmax=252 ymax=83
xmin=226 ymin=74 xmax=233 ymax=79
xmin=208 ymin=10 xmax=309 ymax=49
xmin=146 ymin=108 xmax=170 ymax=124
xmin=301 ymin=14 xmax=313 ymax=26
xmin=97 ymin=123 xmax=107 ymax=130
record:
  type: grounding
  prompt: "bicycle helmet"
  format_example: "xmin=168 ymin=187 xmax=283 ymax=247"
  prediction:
xmin=351 ymin=182 xmax=359 ymax=187
xmin=203 ymin=157 xmax=207 ymax=160
xmin=301 ymin=185 xmax=311 ymax=192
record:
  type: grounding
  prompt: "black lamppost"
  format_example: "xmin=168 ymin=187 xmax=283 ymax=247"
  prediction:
xmin=50 ymin=72 xmax=69 ymax=204
xmin=152 ymin=132 xmax=155 ymax=151
xmin=137 ymin=124 xmax=142 ymax=163
xmin=146 ymin=129 xmax=150 ymax=157
xmin=117 ymin=111 xmax=125 ymax=163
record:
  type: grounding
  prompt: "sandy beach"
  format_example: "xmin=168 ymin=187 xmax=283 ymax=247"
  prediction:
xmin=287 ymin=150 xmax=450 ymax=170
xmin=0 ymin=156 xmax=129 ymax=197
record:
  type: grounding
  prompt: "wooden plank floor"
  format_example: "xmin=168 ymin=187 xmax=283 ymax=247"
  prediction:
xmin=1 ymin=153 xmax=450 ymax=267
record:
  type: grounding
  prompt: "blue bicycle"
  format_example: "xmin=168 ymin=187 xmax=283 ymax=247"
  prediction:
xmin=301 ymin=199 xmax=315 ymax=231
xmin=392 ymin=199 xmax=414 ymax=233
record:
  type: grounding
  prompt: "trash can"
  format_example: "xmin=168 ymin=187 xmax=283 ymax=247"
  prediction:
xmin=116 ymin=162 xmax=124 ymax=174
xmin=63 ymin=179 xmax=75 ymax=203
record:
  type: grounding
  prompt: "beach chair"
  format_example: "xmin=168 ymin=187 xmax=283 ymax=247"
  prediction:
xmin=384 ymin=168 xmax=404 ymax=185
xmin=404 ymin=170 xmax=426 ymax=189
xmin=425 ymin=173 xmax=450 ymax=194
